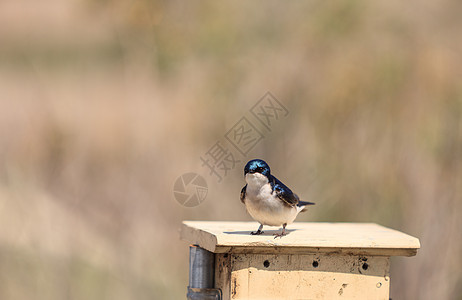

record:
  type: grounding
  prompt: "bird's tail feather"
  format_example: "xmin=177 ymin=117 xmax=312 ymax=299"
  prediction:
xmin=297 ymin=201 xmax=315 ymax=213
xmin=298 ymin=201 xmax=315 ymax=206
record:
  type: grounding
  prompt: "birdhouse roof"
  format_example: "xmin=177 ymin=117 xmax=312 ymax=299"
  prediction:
xmin=180 ymin=221 xmax=420 ymax=256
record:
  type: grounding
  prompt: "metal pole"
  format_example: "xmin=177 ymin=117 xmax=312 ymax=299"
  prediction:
xmin=189 ymin=245 xmax=215 ymax=288
xmin=187 ymin=245 xmax=221 ymax=300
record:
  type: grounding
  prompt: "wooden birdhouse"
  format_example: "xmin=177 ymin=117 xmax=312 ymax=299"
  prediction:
xmin=181 ymin=221 xmax=420 ymax=300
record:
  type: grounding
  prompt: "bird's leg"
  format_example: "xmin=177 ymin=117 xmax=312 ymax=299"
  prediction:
xmin=250 ymin=224 xmax=264 ymax=235
xmin=273 ymin=223 xmax=287 ymax=239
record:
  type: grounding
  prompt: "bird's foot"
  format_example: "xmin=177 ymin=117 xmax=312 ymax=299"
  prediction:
xmin=273 ymin=231 xmax=287 ymax=239
xmin=250 ymin=230 xmax=264 ymax=235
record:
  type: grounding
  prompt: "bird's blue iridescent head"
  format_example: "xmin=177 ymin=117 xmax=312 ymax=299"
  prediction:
xmin=244 ymin=159 xmax=271 ymax=177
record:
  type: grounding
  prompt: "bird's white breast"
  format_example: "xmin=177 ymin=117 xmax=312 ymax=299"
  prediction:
xmin=244 ymin=173 xmax=300 ymax=226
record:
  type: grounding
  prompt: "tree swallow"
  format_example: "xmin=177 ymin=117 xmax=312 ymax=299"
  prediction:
xmin=240 ymin=159 xmax=315 ymax=238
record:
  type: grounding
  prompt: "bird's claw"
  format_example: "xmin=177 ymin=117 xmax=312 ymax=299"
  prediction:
xmin=273 ymin=232 xmax=287 ymax=239
xmin=250 ymin=230 xmax=264 ymax=235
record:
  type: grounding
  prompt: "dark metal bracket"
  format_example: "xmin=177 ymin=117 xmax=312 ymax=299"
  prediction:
xmin=187 ymin=287 xmax=222 ymax=300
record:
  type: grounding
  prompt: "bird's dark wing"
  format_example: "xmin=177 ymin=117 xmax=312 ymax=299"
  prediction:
xmin=269 ymin=175 xmax=299 ymax=207
xmin=240 ymin=185 xmax=247 ymax=204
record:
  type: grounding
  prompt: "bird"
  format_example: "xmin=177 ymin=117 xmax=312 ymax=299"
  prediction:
xmin=240 ymin=159 xmax=315 ymax=238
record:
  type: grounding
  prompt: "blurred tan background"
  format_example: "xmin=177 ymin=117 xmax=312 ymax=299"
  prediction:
xmin=1 ymin=0 xmax=461 ymax=299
